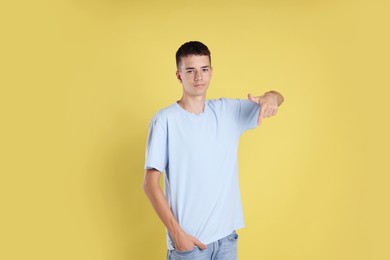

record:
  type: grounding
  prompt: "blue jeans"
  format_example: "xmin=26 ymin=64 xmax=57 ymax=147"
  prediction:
xmin=167 ymin=230 xmax=238 ymax=260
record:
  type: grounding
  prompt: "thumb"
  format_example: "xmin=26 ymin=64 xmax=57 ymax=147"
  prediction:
xmin=247 ymin=93 xmax=259 ymax=103
xmin=193 ymin=238 xmax=207 ymax=250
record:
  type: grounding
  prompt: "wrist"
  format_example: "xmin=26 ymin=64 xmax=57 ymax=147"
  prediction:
xmin=168 ymin=223 xmax=185 ymax=240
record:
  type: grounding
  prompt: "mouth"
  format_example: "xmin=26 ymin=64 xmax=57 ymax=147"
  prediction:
xmin=194 ymin=84 xmax=206 ymax=88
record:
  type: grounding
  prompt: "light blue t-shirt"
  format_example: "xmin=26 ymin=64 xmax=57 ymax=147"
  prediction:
xmin=144 ymin=97 xmax=260 ymax=250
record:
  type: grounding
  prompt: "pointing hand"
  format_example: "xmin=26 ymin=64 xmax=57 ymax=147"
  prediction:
xmin=248 ymin=92 xmax=279 ymax=126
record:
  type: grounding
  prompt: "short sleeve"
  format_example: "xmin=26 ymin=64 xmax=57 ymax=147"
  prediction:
xmin=144 ymin=117 xmax=168 ymax=173
xmin=237 ymin=99 xmax=261 ymax=134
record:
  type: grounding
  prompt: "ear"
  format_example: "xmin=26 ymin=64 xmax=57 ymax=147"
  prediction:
xmin=176 ymin=70 xmax=182 ymax=83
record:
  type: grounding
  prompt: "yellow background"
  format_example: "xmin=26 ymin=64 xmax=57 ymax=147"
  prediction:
xmin=1 ymin=0 xmax=389 ymax=259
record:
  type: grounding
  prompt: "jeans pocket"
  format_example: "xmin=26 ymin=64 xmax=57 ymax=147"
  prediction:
xmin=173 ymin=246 xmax=198 ymax=255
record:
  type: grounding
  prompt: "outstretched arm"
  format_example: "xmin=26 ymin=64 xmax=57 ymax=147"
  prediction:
xmin=143 ymin=169 xmax=207 ymax=251
xmin=248 ymin=90 xmax=284 ymax=126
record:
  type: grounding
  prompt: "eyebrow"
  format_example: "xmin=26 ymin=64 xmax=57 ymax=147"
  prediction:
xmin=185 ymin=66 xmax=210 ymax=70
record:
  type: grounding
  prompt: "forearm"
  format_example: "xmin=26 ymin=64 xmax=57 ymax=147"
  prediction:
xmin=143 ymin=176 xmax=183 ymax=236
xmin=143 ymin=170 xmax=207 ymax=250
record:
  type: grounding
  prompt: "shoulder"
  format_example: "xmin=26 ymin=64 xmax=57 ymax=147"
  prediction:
xmin=207 ymin=97 xmax=233 ymax=105
xmin=207 ymin=97 xmax=244 ymax=109
xmin=149 ymin=102 xmax=179 ymax=125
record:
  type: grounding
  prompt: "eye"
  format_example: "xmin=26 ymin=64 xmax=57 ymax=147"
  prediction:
xmin=202 ymin=68 xmax=209 ymax=72
xmin=186 ymin=70 xmax=194 ymax=74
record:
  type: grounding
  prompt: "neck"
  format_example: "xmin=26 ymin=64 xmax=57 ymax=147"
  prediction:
xmin=177 ymin=95 xmax=206 ymax=114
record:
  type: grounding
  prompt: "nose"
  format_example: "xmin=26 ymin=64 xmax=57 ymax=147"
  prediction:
xmin=195 ymin=70 xmax=203 ymax=81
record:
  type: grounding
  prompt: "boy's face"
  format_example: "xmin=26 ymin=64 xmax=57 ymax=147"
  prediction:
xmin=176 ymin=55 xmax=213 ymax=98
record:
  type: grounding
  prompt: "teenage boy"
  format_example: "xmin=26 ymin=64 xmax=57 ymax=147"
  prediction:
xmin=143 ymin=41 xmax=284 ymax=260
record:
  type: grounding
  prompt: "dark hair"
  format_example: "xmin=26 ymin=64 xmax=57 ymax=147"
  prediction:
xmin=176 ymin=41 xmax=211 ymax=69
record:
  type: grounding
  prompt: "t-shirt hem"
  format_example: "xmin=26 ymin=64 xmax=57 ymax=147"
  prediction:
xmin=144 ymin=164 xmax=165 ymax=173
xmin=166 ymin=223 xmax=246 ymax=250
xmin=201 ymin=223 xmax=246 ymax=246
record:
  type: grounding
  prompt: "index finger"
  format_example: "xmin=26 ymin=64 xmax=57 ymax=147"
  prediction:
xmin=258 ymin=105 xmax=266 ymax=125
